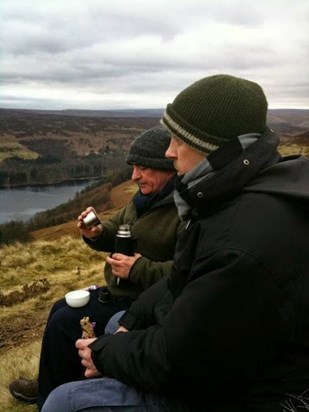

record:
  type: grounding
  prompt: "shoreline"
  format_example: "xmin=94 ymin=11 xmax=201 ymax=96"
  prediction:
xmin=0 ymin=175 xmax=105 ymax=190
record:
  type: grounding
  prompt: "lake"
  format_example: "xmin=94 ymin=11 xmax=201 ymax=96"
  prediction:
xmin=0 ymin=180 xmax=97 ymax=224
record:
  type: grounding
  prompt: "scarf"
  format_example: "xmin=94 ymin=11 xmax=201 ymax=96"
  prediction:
xmin=133 ymin=174 xmax=177 ymax=218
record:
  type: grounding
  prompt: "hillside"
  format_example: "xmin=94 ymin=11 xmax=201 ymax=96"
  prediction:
xmin=31 ymin=179 xmax=136 ymax=240
xmin=0 ymin=109 xmax=162 ymax=186
xmin=0 ymin=182 xmax=132 ymax=412
xmin=0 ymin=108 xmax=308 ymax=188
xmin=0 ymin=108 xmax=161 ymax=159
xmin=0 ymin=178 xmax=136 ymax=376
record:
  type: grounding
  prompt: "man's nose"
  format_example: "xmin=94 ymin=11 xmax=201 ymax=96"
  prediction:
xmin=165 ymin=137 xmax=176 ymax=159
xmin=131 ymin=166 xmax=141 ymax=180
xmin=165 ymin=145 xmax=173 ymax=159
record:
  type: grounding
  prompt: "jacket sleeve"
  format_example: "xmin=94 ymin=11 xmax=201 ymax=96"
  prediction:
xmin=89 ymin=249 xmax=294 ymax=395
xmin=118 ymin=276 xmax=170 ymax=330
xmin=89 ymin=275 xmax=173 ymax=393
xmin=129 ymin=258 xmax=173 ymax=289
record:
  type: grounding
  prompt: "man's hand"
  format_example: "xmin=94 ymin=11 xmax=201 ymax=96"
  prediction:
xmin=77 ymin=207 xmax=103 ymax=239
xmin=106 ymin=253 xmax=142 ymax=279
xmin=76 ymin=338 xmax=101 ymax=378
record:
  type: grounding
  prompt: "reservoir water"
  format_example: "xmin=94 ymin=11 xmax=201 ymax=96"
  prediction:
xmin=0 ymin=180 xmax=97 ymax=224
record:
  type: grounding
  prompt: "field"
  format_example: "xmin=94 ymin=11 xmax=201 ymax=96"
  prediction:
xmin=0 ymin=136 xmax=39 ymax=163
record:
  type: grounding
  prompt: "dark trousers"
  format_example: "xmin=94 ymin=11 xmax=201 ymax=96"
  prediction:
xmin=37 ymin=288 xmax=133 ymax=410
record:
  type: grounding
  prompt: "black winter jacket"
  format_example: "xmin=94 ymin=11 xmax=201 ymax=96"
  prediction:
xmin=90 ymin=129 xmax=309 ymax=412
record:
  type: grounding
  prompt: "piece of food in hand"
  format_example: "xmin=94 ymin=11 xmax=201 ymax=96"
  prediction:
xmin=80 ymin=316 xmax=96 ymax=338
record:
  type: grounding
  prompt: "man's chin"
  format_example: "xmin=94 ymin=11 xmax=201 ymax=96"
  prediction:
xmin=140 ymin=187 xmax=151 ymax=195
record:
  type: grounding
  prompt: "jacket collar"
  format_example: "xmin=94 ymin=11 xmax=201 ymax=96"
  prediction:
xmin=175 ymin=128 xmax=281 ymax=217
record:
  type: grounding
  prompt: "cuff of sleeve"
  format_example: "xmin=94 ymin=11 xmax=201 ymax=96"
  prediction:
xmin=83 ymin=234 xmax=102 ymax=243
xmin=89 ymin=334 xmax=111 ymax=372
xmin=89 ymin=334 xmax=111 ymax=351
xmin=127 ymin=256 xmax=144 ymax=283
xmin=118 ymin=309 xmax=142 ymax=330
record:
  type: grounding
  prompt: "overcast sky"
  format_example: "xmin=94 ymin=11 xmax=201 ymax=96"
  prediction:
xmin=1 ymin=0 xmax=308 ymax=110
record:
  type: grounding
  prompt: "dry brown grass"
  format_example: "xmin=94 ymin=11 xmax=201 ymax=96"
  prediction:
xmin=0 ymin=236 xmax=106 ymax=411
xmin=0 ymin=341 xmax=40 ymax=412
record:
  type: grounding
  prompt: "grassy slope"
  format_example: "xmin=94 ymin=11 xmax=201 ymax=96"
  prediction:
xmin=0 ymin=180 xmax=136 ymax=412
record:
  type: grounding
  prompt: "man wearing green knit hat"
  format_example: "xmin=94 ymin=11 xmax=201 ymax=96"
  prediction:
xmin=42 ymin=74 xmax=309 ymax=412
xmin=161 ymin=74 xmax=268 ymax=154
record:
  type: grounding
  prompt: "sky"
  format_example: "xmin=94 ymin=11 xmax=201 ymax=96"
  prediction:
xmin=1 ymin=0 xmax=309 ymax=111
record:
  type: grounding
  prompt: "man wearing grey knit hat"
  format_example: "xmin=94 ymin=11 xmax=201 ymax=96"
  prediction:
xmin=127 ymin=126 xmax=175 ymax=172
xmin=42 ymin=75 xmax=309 ymax=412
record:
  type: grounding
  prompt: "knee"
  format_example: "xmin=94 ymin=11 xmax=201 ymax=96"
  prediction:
xmin=41 ymin=383 xmax=71 ymax=412
xmin=105 ymin=310 xmax=125 ymax=334
xmin=46 ymin=306 xmax=78 ymax=336
xmin=49 ymin=298 xmax=67 ymax=317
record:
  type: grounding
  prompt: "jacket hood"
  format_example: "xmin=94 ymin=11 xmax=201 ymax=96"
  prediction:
xmin=244 ymin=155 xmax=309 ymax=203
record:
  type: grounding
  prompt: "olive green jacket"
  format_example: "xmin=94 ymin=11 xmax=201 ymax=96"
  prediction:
xmin=84 ymin=191 xmax=181 ymax=299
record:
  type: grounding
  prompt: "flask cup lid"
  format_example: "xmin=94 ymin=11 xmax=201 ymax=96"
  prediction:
xmin=117 ymin=224 xmax=132 ymax=237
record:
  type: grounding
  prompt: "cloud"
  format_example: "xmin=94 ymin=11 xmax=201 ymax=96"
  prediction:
xmin=1 ymin=0 xmax=309 ymax=109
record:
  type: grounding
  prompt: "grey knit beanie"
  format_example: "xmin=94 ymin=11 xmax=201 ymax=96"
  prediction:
xmin=126 ymin=126 xmax=175 ymax=171
xmin=161 ymin=74 xmax=268 ymax=155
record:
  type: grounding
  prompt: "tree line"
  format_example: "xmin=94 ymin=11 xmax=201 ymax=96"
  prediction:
xmin=0 ymin=153 xmax=127 ymax=187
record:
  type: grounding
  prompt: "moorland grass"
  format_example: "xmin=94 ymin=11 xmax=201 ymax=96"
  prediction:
xmin=0 ymin=341 xmax=40 ymax=412
xmin=0 ymin=235 xmax=105 ymax=411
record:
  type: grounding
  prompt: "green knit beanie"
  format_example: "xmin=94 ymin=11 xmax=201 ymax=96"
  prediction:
xmin=161 ymin=74 xmax=268 ymax=154
xmin=126 ymin=126 xmax=175 ymax=171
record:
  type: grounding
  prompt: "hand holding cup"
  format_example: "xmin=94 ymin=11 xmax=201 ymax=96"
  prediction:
xmin=77 ymin=207 xmax=102 ymax=238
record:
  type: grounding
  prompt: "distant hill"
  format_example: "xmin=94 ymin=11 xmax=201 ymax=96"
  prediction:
xmin=0 ymin=109 xmax=162 ymax=186
xmin=1 ymin=107 xmax=308 ymax=121
xmin=0 ymin=108 xmax=162 ymax=158
xmin=267 ymin=109 xmax=309 ymax=139
xmin=1 ymin=107 xmax=308 ymax=137
xmin=0 ymin=108 xmax=308 ymax=187
xmin=0 ymin=107 xmax=164 ymax=118
xmin=55 ymin=108 xmax=164 ymax=118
